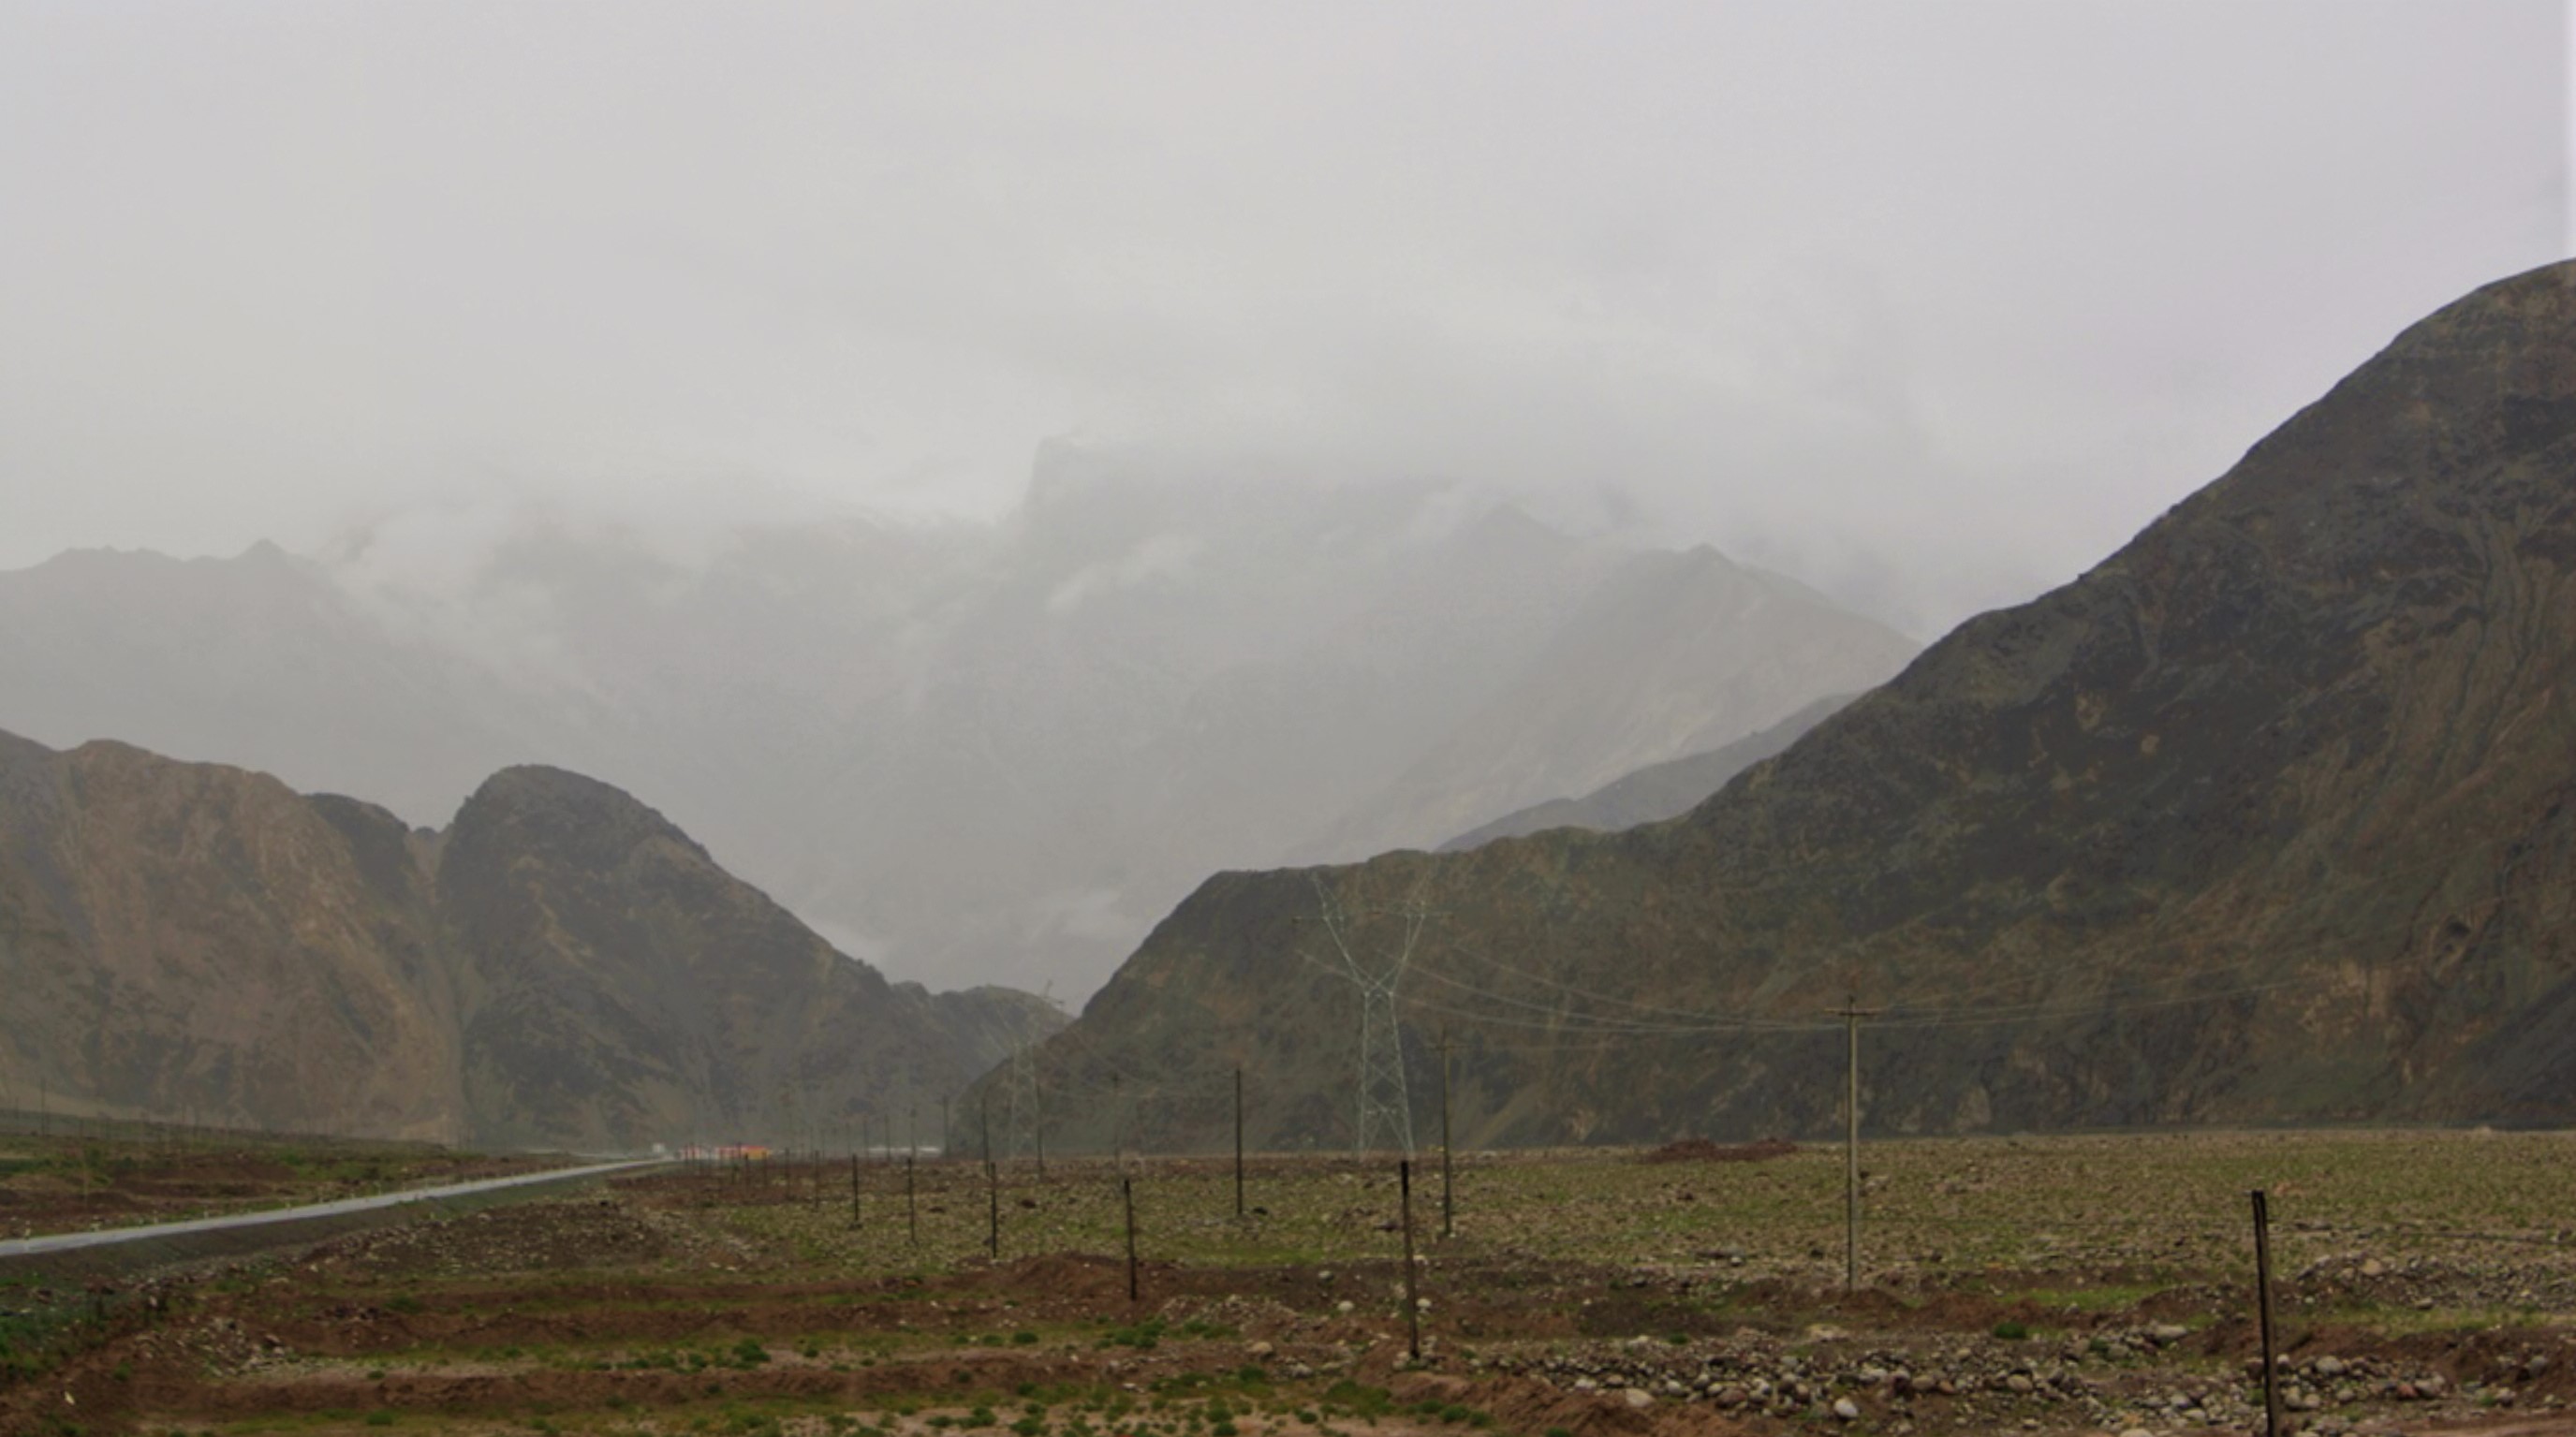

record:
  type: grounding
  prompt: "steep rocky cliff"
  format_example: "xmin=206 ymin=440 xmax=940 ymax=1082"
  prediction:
xmin=0 ymin=736 xmax=464 ymax=1140
xmin=0 ymin=740 xmax=1057 ymax=1148
xmin=1011 ymin=259 xmax=2576 ymax=1150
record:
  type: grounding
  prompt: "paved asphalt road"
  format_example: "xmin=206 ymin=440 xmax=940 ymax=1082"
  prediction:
xmin=0 ymin=1158 xmax=669 ymax=1259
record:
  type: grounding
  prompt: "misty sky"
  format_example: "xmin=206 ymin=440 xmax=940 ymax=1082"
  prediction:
xmin=3 ymin=2 xmax=2568 ymax=637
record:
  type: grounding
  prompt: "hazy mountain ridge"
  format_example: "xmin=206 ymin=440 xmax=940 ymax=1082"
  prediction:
xmin=0 ymin=735 xmax=1058 ymax=1148
xmin=0 ymin=468 xmax=1914 ymax=997
xmin=1437 ymin=693 xmax=1854 ymax=851
xmin=999 ymin=259 xmax=2576 ymax=1150
xmin=0 ymin=544 xmax=591 ymax=828
xmin=1301 ymin=547 xmax=1912 ymax=860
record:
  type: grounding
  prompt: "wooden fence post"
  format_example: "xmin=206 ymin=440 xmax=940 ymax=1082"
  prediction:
xmin=2253 ymin=1189 xmax=2282 ymax=1437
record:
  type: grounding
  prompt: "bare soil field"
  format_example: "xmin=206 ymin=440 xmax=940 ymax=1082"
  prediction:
xmin=5 ymin=1130 xmax=2572 ymax=1437
xmin=0 ymin=1121 xmax=568 ymax=1241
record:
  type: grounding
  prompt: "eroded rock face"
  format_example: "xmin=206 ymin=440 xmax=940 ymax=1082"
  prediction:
xmin=0 ymin=740 xmax=1059 ymax=1146
xmin=1028 ymin=259 xmax=2576 ymax=1151
xmin=0 ymin=735 xmax=464 ymax=1140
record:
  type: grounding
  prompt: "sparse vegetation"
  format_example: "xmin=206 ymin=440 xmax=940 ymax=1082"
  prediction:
xmin=6 ymin=1130 xmax=2574 ymax=1436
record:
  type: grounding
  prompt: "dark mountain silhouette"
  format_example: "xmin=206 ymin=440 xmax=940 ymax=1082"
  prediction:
xmin=0 ymin=736 xmax=1055 ymax=1148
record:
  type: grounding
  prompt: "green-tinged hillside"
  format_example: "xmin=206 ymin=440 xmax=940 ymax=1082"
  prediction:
xmin=1005 ymin=259 xmax=2576 ymax=1151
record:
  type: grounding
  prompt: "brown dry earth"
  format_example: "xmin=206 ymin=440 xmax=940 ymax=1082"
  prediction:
xmin=7 ymin=1174 xmax=2573 ymax=1437
xmin=0 ymin=1141 xmax=562 ymax=1239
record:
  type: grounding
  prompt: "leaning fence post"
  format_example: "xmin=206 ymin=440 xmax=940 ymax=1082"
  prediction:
xmin=2252 ymin=1189 xmax=2282 ymax=1437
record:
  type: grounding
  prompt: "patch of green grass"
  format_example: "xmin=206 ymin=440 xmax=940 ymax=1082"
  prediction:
xmin=1323 ymin=1383 xmax=1393 ymax=1420
xmin=1101 ymin=1317 xmax=1168 ymax=1350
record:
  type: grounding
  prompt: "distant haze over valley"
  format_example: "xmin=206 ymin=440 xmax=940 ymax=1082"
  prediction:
xmin=0 ymin=454 xmax=1917 ymax=1000
xmin=0 ymin=3 xmax=2567 ymax=1151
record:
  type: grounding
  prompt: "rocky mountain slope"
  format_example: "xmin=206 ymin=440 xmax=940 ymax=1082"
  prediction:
xmin=0 ymin=736 xmax=1055 ymax=1148
xmin=1005 ymin=259 xmax=2576 ymax=1150
xmin=1437 ymin=694 xmax=1852 ymax=851
xmin=0 ymin=471 xmax=1914 ymax=999
xmin=0 ymin=731 xmax=463 ymax=1140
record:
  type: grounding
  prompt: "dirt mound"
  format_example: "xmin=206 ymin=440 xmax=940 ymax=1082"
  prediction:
xmin=1639 ymin=1138 xmax=1797 ymax=1165
xmin=975 ymin=1251 xmax=1131 ymax=1300
xmin=302 ymin=1195 xmax=690 ymax=1280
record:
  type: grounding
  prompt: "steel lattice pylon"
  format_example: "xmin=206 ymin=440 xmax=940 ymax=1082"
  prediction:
xmin=1352 ymin=970 xmax=1413 ymax=1157
xmin=1002 ymin=1043 xmax=1039 ymax=1163
xmin=1310 ymin=878 xmax=1430 ymax=1158
xmin=1000 ymin=985 xmax=1059 ymax=1166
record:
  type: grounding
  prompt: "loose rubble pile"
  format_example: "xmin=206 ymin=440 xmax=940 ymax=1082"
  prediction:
xmin=1475 ymin=1325 xmax=2576 ymax=1433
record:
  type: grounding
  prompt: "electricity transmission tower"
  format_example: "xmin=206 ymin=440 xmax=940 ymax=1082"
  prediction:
xmin=1002 ymin=1043 xmax=1040 ymax=1166
xmin=1001 ymin=985 xmax=1060 ymax=1169
xmin=1307 ymin=877 xmax=1433 ymax=1158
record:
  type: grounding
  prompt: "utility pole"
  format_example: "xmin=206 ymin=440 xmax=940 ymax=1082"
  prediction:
xmin=1823 ymin=990 xmax=1881 ymax=1291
